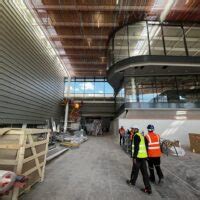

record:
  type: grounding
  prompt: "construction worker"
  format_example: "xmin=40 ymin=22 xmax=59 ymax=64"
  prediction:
xmin=129 ymin=127 xmax=134 ymax=154
xmin=119 ymin=126 xmax=125 ymax=146
xmin=126 ymin=126 xmax=152 ymax=194
xmin=126 ymin=127 xmax=135 ymax=181
xmin=145 ymin=124 xmax=164 ymax=184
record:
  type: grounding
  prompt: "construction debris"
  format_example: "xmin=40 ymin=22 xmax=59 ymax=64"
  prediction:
xmin=59 ymin=130 xmax=88 ymax=148
xmin=0 ymin=170 xmax=16 ymax=195
xmin=90 ymin=120 xmax=103 ymax=136
xmin=60 ymin=142 xmax=80 ymax=148
xmin=161 ymin=139 xmax=185 ymax=157
xmin=46 ymin=148 xmax=69 ymax=162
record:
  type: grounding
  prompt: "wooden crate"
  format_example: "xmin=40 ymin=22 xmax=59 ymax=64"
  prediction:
xmin=0 ymin=128 xmax=50 ymax=200
xmin=189 ymin=133 xmax=200 ymax=153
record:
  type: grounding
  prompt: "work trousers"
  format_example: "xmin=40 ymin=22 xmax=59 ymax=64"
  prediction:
xmin=131 ymin=158 xmax=151 ymax=190
xmin=130 ymin=159 xmax=135 ymax=181
xmin=120 ymin=135 xmax=125 ymax=145
xmin=129 ymin=139 xmax=133 ymax=155
xmin=147 ymin=157 xmax=164 ymax=182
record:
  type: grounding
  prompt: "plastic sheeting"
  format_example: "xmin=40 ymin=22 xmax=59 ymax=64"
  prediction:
xmin=0 ymin=170 xmax=16 ymax=194
xmin=90 ymin=120 xmax=103 ymax=136
xmin=63 ymin=130 xmax=88 ymax=145
xmin=169 ymin=147 xmax=186 ymax=157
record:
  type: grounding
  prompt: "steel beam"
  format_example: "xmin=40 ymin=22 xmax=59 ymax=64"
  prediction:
xmin=33 ymin=5 xmax=199 ymax=12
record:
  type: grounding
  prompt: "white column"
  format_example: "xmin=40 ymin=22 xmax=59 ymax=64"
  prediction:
xmin=64 ymin=102 xmax=69 ymax=133
xmin=64 ymin=77 xmax=71 ymax=133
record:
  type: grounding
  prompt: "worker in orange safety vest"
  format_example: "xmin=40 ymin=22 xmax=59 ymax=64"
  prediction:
xmin=145 ymin=124 xmax=164 ymax=184
xmin=119 ymin=126 xmax=125 ymax=146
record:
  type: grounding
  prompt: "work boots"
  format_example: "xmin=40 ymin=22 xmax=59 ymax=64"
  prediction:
xmin=140 ymin=188 xmax=152 ymax=194
xmin=126 ymin=179 xmax=135 ymax=186
xmin=158 ymin=177 xmax=164 ymax=184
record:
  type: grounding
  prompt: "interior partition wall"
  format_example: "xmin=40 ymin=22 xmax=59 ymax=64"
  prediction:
xmin=108 ymin=21 xmax=200 ymax=67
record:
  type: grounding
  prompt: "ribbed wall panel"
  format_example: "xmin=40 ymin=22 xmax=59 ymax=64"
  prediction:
xmin=0 ymin=1 xmax=67 ymax=124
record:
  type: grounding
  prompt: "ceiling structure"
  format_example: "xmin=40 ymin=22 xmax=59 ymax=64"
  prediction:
xmin=26 ymin=0 xmax=200 ymax=77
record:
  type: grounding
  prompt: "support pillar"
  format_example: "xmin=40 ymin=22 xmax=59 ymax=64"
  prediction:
xmin=64 ymin=101 xmax=69 ymax=133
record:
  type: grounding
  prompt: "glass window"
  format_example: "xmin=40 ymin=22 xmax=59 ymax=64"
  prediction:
xmin=136 ymin=77 xmax=156 ymax=103
xmin=75 ymin=78 xmax=84 ymax=82
xmin=114 ymin=27 xmax=128 ymax=63
xmin=148 ymin=23 xmax=164 ymax=55
xmin=176 ymin=76 xmax=198 ymax=103
xmin=84 ymin=81 xmax=95 ymax=97
xmin=85 ymin=78 xmax=94 ymax=82
xmin=74 ymin=82 xmax=84 ymax=97
xmin=95 ymin=78 xmax=105 ymax=82
xmin=108 ymin=38 xmax=114 ymax=66
xmin=105 ymin=82 xmax=114 ymax=97
xmin=184 ymin=26 xmax=200 ymax=56
xmin=122 ymin=75 xmax=200 ymax=107
xmin=125 ymin=78 xmax=138 ymax=102
xmin=128 ymin=22 xmax=149 ymax=57
xmin=67 ymin=78 xmax=114 ymax=99
xmin=163 ymin=26 xmax=186 ymax=56
xmin=155 ymin=76 xmax=179 ymax=103
xmin=70 ymin=81 xmax=75 ymax=94
xmin=95 ymin=82 xmax=105 ymax=97
xmin=116 ymin=87 xmax=125 ymax=110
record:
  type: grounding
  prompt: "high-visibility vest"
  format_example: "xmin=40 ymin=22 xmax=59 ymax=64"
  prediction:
xmin=132 ymin=132 xmax=148 ymax=158
xmin=145 ymin=132 xmax=161 ymax=157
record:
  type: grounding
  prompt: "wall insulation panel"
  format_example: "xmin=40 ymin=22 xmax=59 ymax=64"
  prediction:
xmin=0 ymin=1 xmax=68 ymax=124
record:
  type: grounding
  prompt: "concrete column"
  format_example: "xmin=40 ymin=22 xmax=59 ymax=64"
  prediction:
xmin=64 ymin=76 xmax=71 ymax=133
xmin=64 ymin=101 xmax=69 ymax=133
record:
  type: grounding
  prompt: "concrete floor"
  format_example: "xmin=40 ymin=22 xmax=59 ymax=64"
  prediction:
xmin=20 ymin=135 xmax=200 ymax=200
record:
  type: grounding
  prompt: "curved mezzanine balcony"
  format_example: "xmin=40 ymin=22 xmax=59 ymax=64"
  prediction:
xmin=106 ymin=21 xmax=200 ymax=111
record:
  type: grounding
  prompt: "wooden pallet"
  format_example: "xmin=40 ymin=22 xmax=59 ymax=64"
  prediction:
xmin=60 ymin=142 xmax=80 ymax=148
xmin=0 ymin=128 xmax=50 ymax=200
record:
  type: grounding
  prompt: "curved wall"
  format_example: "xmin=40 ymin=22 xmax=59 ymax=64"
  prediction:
xmin=107 ymin=21 xmax=200 ymax=67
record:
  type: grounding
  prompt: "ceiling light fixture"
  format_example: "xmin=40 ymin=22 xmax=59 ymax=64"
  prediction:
xmin=87 ymin=38 xmax=92 ymax=47
xmin=116 ymin=0 xmax=119 ymax=5
xmin=100 ymin=57 xmax=105 ymax=63
xmin=160 ymin=0 xmax=175 ymax=23
xmin=94 ymin=12 xmax=103 ymax=28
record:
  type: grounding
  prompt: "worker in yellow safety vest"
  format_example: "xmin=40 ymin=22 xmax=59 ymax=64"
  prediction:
xmin=145 ymin=124 xmax=164 ymax=184
xmin=126 ymin=126 xmax=152 ymax=194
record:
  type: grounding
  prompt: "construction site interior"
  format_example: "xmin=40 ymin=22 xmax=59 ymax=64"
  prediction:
xmin=0 ymin=0 xmax=200 ymax=200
